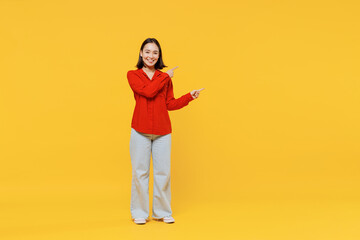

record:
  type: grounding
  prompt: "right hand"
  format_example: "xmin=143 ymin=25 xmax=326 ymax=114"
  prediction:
xmin=190 ymin=88 xmax=205 ymax=99
xmin=166 ymin=66 xmax=179 ymax=78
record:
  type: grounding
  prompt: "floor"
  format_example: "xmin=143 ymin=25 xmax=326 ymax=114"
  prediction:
xmin=1 ymin=188 xmax=359 ymax=240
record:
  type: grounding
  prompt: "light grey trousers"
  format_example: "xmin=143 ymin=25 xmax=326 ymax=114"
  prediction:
xmin=129 ymin=128 xmax=172 ymax=219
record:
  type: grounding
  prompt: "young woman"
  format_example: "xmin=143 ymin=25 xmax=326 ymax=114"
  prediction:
xmin=127 ymin=38 xmax=204 ymax=225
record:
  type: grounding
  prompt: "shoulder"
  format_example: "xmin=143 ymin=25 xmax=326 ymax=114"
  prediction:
xmin=127 ymin=69 xmax=141 ymax=77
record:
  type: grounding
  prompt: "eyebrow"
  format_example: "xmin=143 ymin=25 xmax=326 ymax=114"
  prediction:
xmin=145 ymin=49 xmax=158 ymax=52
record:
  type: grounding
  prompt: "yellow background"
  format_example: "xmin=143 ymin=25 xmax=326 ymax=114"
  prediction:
xmin=1 ymin=0 xmax=359 ymax=239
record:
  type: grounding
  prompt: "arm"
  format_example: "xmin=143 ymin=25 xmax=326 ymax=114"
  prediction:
xmin=127 ymin=70 xmax=170 ymax=98
xmin=166 ymin=79 xmax=195 ymax=111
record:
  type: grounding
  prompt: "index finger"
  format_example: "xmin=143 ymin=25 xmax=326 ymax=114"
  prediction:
xmin=198 ymin=88 xmax=205 ymax=91
xmin=171 ymin=66 xmax=179 ymax=71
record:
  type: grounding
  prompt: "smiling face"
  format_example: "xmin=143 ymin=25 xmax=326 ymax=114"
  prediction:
xmin=140 ymin=43 xmax=159 ymax=68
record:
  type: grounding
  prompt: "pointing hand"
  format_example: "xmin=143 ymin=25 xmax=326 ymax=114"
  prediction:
xmin=190 ymin=88 xmax=205 ymax=99
xmin=166 ymin=66 xmax=179 ymax=78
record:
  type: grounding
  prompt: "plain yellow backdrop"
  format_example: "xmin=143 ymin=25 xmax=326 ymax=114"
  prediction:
xmin=1 ymin=0 xmax=359 ymax=239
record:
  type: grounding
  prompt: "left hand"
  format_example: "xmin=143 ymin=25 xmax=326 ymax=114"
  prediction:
xmin=190 ymin=88 xmax=205 ymax=99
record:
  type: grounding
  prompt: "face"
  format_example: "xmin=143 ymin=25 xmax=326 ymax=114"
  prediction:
xmin=140 ymin=43 xmax=160 ymax=68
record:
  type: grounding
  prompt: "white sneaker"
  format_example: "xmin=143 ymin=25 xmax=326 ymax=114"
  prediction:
xmin=163 ymin=216 xmax=175 ymax=223
xmin=134 ymin=218 xmax=146 ymax=225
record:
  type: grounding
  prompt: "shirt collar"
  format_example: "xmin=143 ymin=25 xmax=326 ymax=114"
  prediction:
xmin=138 ymin=68 xmax=161 ymax=77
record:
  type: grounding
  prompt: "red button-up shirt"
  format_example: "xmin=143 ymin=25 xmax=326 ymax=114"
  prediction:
xmin=127 ymin=68 xmax=194 ymax=135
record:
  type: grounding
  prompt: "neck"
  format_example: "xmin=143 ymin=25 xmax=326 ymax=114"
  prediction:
xmin=143 ymin=65 xmax=155 ymax=72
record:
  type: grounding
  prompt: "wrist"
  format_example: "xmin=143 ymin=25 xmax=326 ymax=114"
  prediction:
xmin=189 ymin=92 xmax=195 ymax=100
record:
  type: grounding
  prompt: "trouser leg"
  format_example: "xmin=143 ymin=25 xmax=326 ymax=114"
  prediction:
xmin=129 ymin=128 xmax=151 ymax=219
xmin=151 ymin=133 xmax=172 ymax=218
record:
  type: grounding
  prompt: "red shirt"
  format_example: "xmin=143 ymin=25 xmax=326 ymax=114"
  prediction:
xmin=127 ymin=68 xmax=194 ymax=135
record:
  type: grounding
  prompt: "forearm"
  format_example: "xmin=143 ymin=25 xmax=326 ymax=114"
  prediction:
xmin=167 ymin=92 xmax=194 ymax=110
xmin=128 ymin=72 xmax=170 ymax=98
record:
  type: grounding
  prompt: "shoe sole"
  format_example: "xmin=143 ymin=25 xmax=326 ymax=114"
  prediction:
xmin=152 ymin=218 xmax=175 ymax=223
xmin=133 ymin=219 xmax=148 ymax=224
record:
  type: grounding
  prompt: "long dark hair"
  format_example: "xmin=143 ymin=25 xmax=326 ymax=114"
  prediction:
xmin=136 ymin=38 xmax=167 ymax=70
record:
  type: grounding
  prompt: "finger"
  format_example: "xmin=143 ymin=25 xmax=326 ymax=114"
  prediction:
xmin=171 ymin=66 xmax=179 ymax=71
xmin=198 ymin=88 xmax=205 ymax=91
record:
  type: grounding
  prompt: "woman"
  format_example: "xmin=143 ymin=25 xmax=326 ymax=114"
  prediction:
xmin=127 ymin=38 xmax=204 ymax=225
